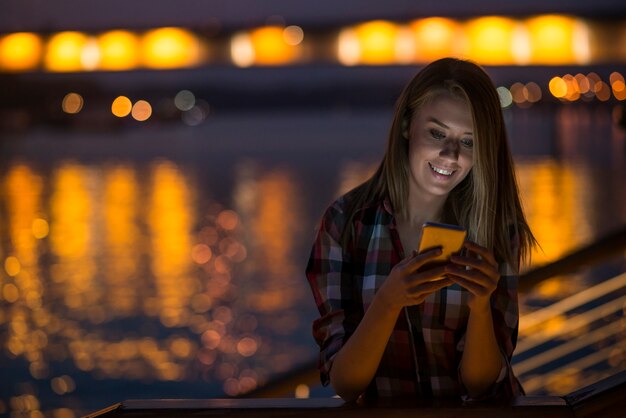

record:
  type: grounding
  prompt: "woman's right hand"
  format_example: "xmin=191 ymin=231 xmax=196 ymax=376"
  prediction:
xmin=376 ymin=247 xmax=453 ymax=311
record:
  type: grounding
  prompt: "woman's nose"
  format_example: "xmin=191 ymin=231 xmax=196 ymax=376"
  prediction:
xmin=439 ymin=138 xmax=460 ymax=160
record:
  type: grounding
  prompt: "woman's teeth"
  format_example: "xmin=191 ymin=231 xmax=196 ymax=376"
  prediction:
xmin=429 ymin=163 xmax=454 ymax=176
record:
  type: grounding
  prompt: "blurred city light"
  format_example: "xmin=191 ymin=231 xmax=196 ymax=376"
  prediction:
xmin=181 ymin=100 xmax=210 ymax=126
xmin=283 ymin=25 xmax=304 ymax=46
xmin=464 ymin=16 xmax=519 ymax=65
xmin=295 ymin=383 xmax=310 ymax=399
xmin=610 ymin=71 xmax=626 ymax=100
xmin=496 ymin=86 xmax=513 ymax=108
xmin=61 ymin=92 xmax=84 ymax=114
xmin=97 ymin=30 xmax=140 ymax=70
xmin=336 ymin=28 xmax=360 ymax=66
xmin=346 ymin=20 xmax=399 ymax=65
xmin=0 ymin=14 xmax=622 ymax=73
xmin=141 ymin=27 xmax=202 ymax=69
xmin=80 ymin=38 xmax=100 ymax=70
xmin=32 ymin=218 xmax=49 ymax=239
xmin=243 ymin=26 xmax=301 ymax=66
xmin=174 ymin=90 xmax=195 ymax=111
xmin=231 ymin=33 xmax=255 ymax=67
xmin=111 ymin=96 xmax=133 ymax=117
xmin=549 ymin=77 xmax=568 ymax=99
xmin=4 ymin=256 xmax=21 ymax=276
xmin=45 ymin=32 xmax=89 ymax=72
xmin=408 ymin=17 xmax=460 ymax=62
xmin=131 ymin=100 xmax=152 ymax=121
xmin=526 ymin=15 xmax=590 ymax=64
xmin=0 ymin=32 xmax=42 ymax=71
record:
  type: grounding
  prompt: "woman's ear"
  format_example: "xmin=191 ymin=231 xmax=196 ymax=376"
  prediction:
xmin=401 ymin=118 xmax=409 ymax=139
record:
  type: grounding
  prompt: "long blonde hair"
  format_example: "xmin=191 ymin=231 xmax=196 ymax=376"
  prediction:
xmin=340 ymin=57 xmax=536 ymax=268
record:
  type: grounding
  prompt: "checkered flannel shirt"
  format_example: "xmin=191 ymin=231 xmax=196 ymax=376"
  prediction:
xmin=306 ymin=193 xmax=524 ymax=400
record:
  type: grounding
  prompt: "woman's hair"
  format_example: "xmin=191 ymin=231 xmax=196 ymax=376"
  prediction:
xmin=340 ymin=57 xmax=536 ymax=268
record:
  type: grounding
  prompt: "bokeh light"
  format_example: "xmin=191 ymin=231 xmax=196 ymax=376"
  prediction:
xmin=61 ymin=93 xmax=84 ymax=114
xmin=32 ymin=219 xmax=49 ymax=239
xmin=283 ymin=26 xmax=304 ymax=46
xmin=174 ymin=90 xmax=195 ymax=111
xmin=350 ymin=20 xmax=399 ymax=65
xmin=595 ymin=81 xmax=611 ymax=101
xmin=111 ymin=96 xmax=133 ymax=117
xmin=97 ymin=30 xmax=140 ymax=70
xmin=464 ymin=16 xmax=518 ymax=65
xmin=525 ymin=82 xmax=543 ymax=102
xmin=44 ymin=32 xmax=89 ymax=72
xmin=80 ymin=38 xmax=100 ymax=70
xmin=0 ymin=15 xmax=618 ymax=72
xmin=526 ymin=15 xmax=589 ymax=64
xmin=0 ymin=32 xmax=42 ymax=71
xmin=549 ymin=77 xmax=568 ymax=99
xmin=610 ymin=72 xmax=626 ymax=100
xmin=231 ymin=33 xmax=255 ymax=67
xmin=131 ymin=100 xmax=152 ymax=121
xmin=295 ymin=383 xmax=310 ymax=399
xmin=408 ymin=17 xmax=460 ymax=62
xmin=247 ymin=26 xmax=301 ymax=65
xmin=4 ymin=256 xmax=21 ymax=276
xmin=181 ymin=100 xmax=210 ymax=126
xmin=141 ymin=27 xmax=202 ymax=69
xmin=496 ymin=86 xmax=513 ymax=108
xmin=191 ymin=244 xmax=213 ymax=264
xmin=337 ymin=28 xmax=360 ymax=66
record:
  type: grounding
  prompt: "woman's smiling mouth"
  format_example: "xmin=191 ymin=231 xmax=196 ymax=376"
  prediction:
xmin=428 ymin=162 xmax=455 ymax=176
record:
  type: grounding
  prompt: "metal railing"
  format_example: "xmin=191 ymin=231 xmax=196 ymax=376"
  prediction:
xmin=83 ymin=371 xmax=625 ymax=418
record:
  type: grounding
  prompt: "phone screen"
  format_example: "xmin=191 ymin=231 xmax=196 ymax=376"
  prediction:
xmin=418 ymin=222 xmax=467 ymax=263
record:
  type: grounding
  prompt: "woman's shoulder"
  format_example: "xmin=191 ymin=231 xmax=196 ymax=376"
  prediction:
xmin=324 ymin=184 xmax=381 ymax=220
xmin=320 ymin=188 xmax=357 ymax=228
xmin=319 ymin=184 xmax=381 ymax=233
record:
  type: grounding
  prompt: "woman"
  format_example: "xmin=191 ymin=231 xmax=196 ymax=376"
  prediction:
xmin=306 ymin=58 xmax=536 ymax=402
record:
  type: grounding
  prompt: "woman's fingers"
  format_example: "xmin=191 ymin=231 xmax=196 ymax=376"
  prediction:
xmin=445 ymin=241 xmax=501 ymax=298
xmin=449 ymin=255 xmax=498 ymax=280
xmin=404 ymin=264 xmax=448 ymax=287
xmin=445 ymin=271 xmax=492 ymax=297
xmin=450 ymin=241 xmax=499 ymax=280
xmin=462 ymin=241 xmax=497 ymax=266
xmin=407 ymin=247 xmax=442 ymax=269
xmin=407 ymin=278 xmax=453 ymax=303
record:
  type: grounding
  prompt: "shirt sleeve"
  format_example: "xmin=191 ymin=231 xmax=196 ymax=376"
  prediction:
xmin=458 ymin=243 xmax=525 ymax=401
xmin=305 ymin=203 xmax=361 ymax=386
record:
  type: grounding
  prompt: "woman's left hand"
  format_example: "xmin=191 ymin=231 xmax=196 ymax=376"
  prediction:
xmin=445 ymin=241 xmax=500 ymax=312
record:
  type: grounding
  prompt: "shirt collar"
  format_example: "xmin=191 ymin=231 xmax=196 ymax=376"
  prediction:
xmin=383 ymin=197 xmax=394 ymax=215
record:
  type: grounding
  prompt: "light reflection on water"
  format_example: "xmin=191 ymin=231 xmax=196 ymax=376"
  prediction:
xmin=0 ymin=105 xmax=625 ymax=416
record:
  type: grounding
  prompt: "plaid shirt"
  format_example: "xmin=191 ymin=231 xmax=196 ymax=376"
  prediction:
xmin=306 ymin=193 xmax=523 ymax=400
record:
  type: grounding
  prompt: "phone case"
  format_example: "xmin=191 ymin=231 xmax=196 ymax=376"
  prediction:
xmin=418 ymin=222 xmax=467 ymax=263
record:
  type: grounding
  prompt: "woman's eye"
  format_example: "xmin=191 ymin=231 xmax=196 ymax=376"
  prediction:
xmin=461 ymin=138 xmax=474 ymax=148
xmin=430 ymin=129 xmax=445 ymax=140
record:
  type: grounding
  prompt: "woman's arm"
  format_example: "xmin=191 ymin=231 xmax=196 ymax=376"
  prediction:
xmin=446 ymin=241 xmax=507 ymax=398
xmin=459 ymin=300 xmax=504 ymax=397
xmin=330 ymin=248 xmax=452 ymax=401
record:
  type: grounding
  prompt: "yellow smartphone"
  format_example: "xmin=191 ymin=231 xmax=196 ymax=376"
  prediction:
xmin=418 ymin=222 xmax=467 ymax=263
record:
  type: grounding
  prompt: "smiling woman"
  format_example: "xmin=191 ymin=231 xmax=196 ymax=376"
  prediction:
xmin=406 ymin=94 xmax=474 ymax=204
xmin=306 ymin=57 xmax=537 ymax=402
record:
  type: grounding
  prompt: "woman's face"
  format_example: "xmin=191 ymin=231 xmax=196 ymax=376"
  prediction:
xmin=407 ymin=93 xmax=475 ymax=200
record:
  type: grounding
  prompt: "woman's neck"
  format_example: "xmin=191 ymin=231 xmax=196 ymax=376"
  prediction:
xmin=403 ymin=191 xmax=447 ymax=228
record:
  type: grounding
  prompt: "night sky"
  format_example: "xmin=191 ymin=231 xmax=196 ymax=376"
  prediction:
xmin=2 ymin=0 xmax=626 ymax=32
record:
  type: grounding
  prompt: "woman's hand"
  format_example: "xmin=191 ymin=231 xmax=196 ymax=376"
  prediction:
xmin=377 ymin=247 xmax=453 ymax=311
xmin=446 ymin=241 xmax=500 ymax=311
